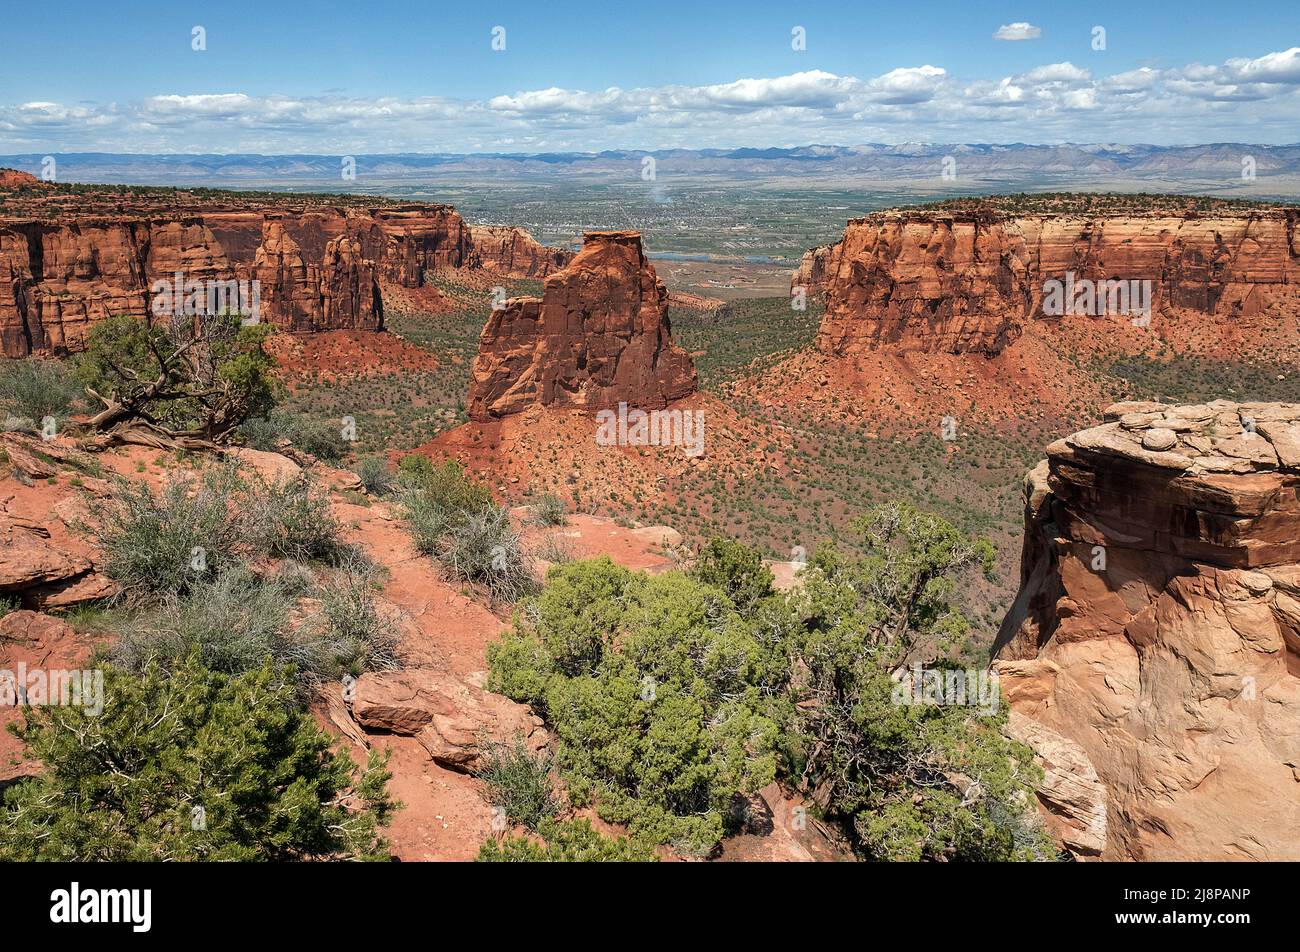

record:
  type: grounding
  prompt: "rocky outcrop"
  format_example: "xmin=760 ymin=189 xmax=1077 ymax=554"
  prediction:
xmin=350 ymin=668 xmax=549 ymax=773
xmin=792 ymin=244 xmax=833 ymax=297
xmin=0 ymin=192 xmax=568 ymax=356
xmin=1003 ymin=710 xmax=1108 ymax=857
xmin=468 ymin=231 xmax=698 ymax=420
xmin=994 ymin=401 xmax=1300 ymax=860
xmin=803 ymin=207 xmax=1300 ymax=357
xmin=467 ymin=225 xmax=572 ymax=279
xmin=0 ymin=169 xmax=44 ymax=189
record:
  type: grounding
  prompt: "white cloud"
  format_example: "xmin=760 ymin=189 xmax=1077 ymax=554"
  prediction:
xmin=862 ymin=66 xmax=948 ymax=104
xmin=489 ymin=86 xmax=631 ymax=115
xmin=3 ymin=48 xmax=1300 ymax=152
xmin=664 ymin=71 xmax=861 ymax=110
xmin=1103 ymin=67 xmax=1160 ymax=93
xmin=993 ymin=22 xmax=1042 ymax=41
xmin=1020 ymin=63 xmax=1091 ymax=85
xmin=1225 ymin=47 xmax=1300 ymax=83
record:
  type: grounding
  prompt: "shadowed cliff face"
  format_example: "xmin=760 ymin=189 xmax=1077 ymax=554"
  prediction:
xmin=995 ymin=401 xmax=1300 ymax=860
xmin=0 ymin=202 xmax=569 ymax=357
xmin=468 ymin=231 xmax=698 ymax=421
xmin=798 ymin=209 xmax=1300 ymax=357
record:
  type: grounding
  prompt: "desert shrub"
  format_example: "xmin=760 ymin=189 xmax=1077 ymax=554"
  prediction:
xmin=530 ymin=492 xmax=568 ymax=527
xmin=488 ymin=557 xmax=787 ymax=855
xmin=356 ymin=456 xmax=395 ymax=496
xmin=243 ymin=471 xmax=345 ymax=564
xmin=395 ymin=459 xmax=532 ymax=602
xmin=307 ymin=554 xmax=400 ymax=677
xmin=97 ymin=463 xmax=248 ymax=600
xmin=793 ymin=503 xmax=1055 ymax=861
xmin=0 ymin=358 xmax=79 ymax=428
xmin=397 ymin=454 xmax=436 ymax=481
xmin=491 ymin=512 xmax=1054 ymax=862
xmin=98 ymin=462 xmax=351 ymax=602
xmin=396 ymin=458 xmax=493 ymax=553
xmin=110 ymin=565 xmax=290 ymax=680
xmin=0 ymin=656 xmax=395 ymax=861
xmin=398 ymin=456 xmax=493 ymax=515
xmin=477 ymin=818 xmax=657 ymax=862
xmin=239 ymin=409 xmax=346 ymax=461
xmin=111 ymin=558 xmax=397 ymax=694
xmin=437 ymin=505 xmax=536 ymax=603
xmin=477 ymin=735 xmax=558 ymax=831
xmin=237 ymin=414 xmax=284 ymax=451
xmin=534 ymin=533 xmax=576 ymax=566
xmin=690 ymin=536 xmax=776 ymax=612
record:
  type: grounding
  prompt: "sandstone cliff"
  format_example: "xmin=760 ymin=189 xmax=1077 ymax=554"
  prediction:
xmin=467 ymin=224 xmax=572 ymax=278
xmin=0 ymin=192 xmax=568 ymax=357
xmin=468 ymin=231 xmax=698 ymax=420
xmin=800 ymin=206 xmax=1300 ymax=357
xmin=995 ymin=401 xmax=1300 ymax=860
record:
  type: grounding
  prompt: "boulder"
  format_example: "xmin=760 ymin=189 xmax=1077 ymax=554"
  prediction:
xmin=350 ymin=669 xmax=549 ymax=773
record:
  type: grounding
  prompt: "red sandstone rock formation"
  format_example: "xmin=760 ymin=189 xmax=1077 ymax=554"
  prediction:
xmin=801 ymin=207 xmax=1300 ymax=357
xmin=0 ymin=434 xmax=119 ymax=608
xmin=995 ymin=400 xmax=1300 ymax=860
xmin=468 ymin=231 xmax=698 ymax=420
xmin=0 ymin=611 xmax=93 ymax=783
xmin=0 ymin=196 xmax=567 ymax=357
xmin=467 ymin=224 xmax=572 ymax=278
xmin=0 ymin=169 xmax=44 ymax=189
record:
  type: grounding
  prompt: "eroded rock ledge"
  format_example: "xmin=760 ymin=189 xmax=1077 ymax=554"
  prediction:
xmin=995 ymin=400 xmax=1300 ymax=860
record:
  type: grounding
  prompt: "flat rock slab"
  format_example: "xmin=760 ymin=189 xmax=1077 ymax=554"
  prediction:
xmin=351 ymin=668 xmax=548 ymax=773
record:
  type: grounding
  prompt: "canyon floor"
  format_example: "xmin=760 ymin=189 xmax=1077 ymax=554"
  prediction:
xmin=273 ymin=270 xmax=1297 ymax=664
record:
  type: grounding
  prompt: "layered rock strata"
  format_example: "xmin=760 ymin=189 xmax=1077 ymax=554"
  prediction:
xmin=0 ymin=199 xmax=569 ymax=357
xmin=798 ymin=208 xmax=1300 ymax=356
xmin=995 ymin=400 xmax=1300 ymax=860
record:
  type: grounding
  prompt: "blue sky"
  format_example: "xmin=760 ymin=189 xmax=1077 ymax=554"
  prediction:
xmin=3 ymin=0 xmax=1298 ymax=152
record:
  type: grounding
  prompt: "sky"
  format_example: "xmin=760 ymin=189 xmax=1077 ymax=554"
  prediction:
xmin=2 ymin=0 xmax=1299 ymax=153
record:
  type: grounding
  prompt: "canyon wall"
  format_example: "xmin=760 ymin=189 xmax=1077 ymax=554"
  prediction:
xmin=467 ymin=225 xmax=573 ymax=279
xmin=799 ymin=209 xmax=1300 ymax=356
xmin=994 ymin=401 xmax=1300 ymax=860
xmin=0 ymin=200 xmax=569 ymax=357
xmin=468 ymin=231 xmax=697 ymax=420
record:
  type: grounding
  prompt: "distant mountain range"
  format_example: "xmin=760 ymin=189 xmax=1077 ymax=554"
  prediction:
xmin=3 ymin=144 xmax=1299 ymax=192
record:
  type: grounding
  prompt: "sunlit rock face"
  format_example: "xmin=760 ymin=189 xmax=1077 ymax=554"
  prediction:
xmin=800 ymin=209 xmax=1300 ymax=357
xmin=0 ymin=197 xmax=570 ymax=356
xmin=468 ymin=231 xmax=697 ymax=421
xmin=996 ymin=400 xmax=1300 ymax=860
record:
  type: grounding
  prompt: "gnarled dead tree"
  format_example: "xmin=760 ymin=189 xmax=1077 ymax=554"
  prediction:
xmin=75 ymin=313 xmax=275 ymax=452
